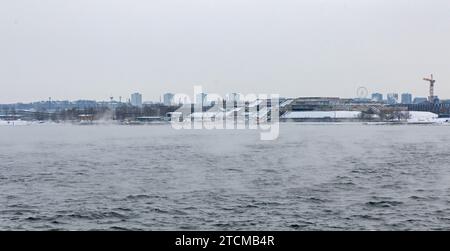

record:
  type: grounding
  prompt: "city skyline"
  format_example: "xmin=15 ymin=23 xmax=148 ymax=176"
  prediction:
xmin=0 ymin=77 xmax=445 ymax=104
xmin=0 ymin=88 xmax=441 ymax=105
xmin=1 ymin=0 xmax=450 ymax=103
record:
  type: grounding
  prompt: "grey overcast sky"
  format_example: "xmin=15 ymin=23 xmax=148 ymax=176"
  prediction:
xmin=1 ymin=0 xmax=449 ymax=103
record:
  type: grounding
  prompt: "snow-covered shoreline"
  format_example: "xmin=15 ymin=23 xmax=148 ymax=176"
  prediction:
xmin=1 ymin=111 xmax=449 ymax=127
xmin=0 ymin=120 xmax=32 ymax=126
xmin=0 ymin=120 xmax=60 ymax=126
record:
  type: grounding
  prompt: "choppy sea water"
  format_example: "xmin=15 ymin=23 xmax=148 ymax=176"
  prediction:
xmin=1 ymin=123 xmax=450 ymax=230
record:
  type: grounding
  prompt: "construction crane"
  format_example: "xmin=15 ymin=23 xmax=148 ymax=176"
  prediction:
xmin=423 ymin=74 xmax=436 ymax=102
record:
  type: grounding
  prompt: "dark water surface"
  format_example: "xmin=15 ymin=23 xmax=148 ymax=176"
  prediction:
xmin=1 ymin=124 xmax=450 ymax=230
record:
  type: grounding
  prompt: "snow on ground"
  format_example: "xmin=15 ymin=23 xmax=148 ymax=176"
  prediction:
xmin=0 ymin=120 xmax=32 ymax=126
xmin=407 ymin=111 xmax=439 ymax=123
xmin=0 ymin=120 xmax=60 ymax=126
xmin=0 ymin=111 xmax=446 ymax=125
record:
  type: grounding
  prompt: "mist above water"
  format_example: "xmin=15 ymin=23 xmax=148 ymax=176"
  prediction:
xmin=1 ymin=124 xmax=450 ymax=230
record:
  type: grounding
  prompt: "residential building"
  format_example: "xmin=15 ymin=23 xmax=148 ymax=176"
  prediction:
xmin=371 ymin=93 xmax=383 ymax=102
xmin=131 ymin=93 xmax=142 ymax=107
xmin=401 ymin=93 xmax=412 ymax=104
xmin=387 ymin=93 xmax=399 ymax=105
xmin=413 ymin=97 xmax=428 ymax=104
xmin=163 ymin=93 xmax=175 ymax=106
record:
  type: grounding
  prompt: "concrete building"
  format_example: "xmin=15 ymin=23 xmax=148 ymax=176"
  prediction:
xmin=387 ymin=93 xmax=399 ymax=105
xmin=413 ymin=97 xmax=428 ymax=104
xmin=371 ymin=93 xmax=383 ymax=102
xmin=401 ymin=93 xmax=413 ymax=104
xmin=131 ymin=93 xmax=142 ymax=107
xmin=163 ymin=93 xmax=174 ymax=106
xmin=430 ymin=96 xmax=440 ymax=104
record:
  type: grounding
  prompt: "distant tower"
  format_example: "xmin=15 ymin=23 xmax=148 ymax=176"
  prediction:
xmin=423 ymin=74 xmax=437 ymax=102
xmin=131 ymin=93 xmax=143 ymax=107
xmin=401 ymin=93 xmax=413 ymax=104
xmin=163 ymin=93 xmax=175 ymax=106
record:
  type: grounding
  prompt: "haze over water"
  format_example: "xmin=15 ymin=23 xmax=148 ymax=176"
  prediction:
xmin=1 ymin=124 xmax=450 ymax=230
